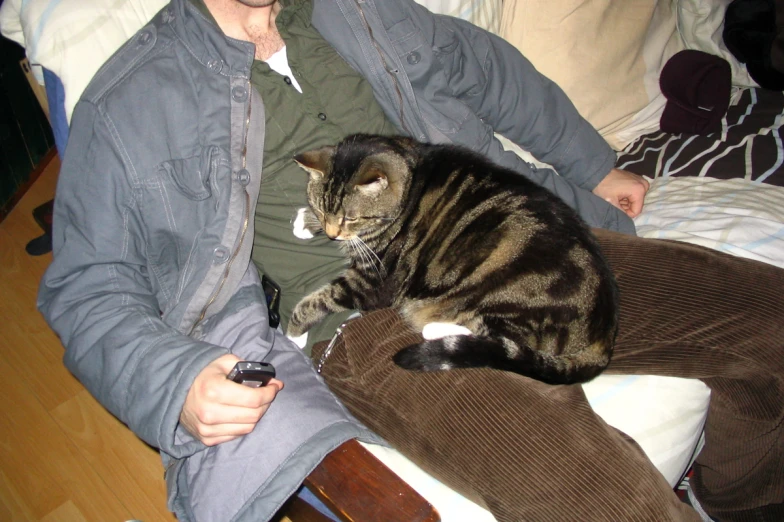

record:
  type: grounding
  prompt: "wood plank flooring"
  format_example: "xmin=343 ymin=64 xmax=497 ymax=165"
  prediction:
xmin=0 ymin=155 xmax=178 ymax=522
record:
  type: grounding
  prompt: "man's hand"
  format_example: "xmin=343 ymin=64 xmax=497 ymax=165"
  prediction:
xmin=592 ymin=168 xmax=650 ymax=219
xmin=180 ymin=354 xmax=284 ymax=446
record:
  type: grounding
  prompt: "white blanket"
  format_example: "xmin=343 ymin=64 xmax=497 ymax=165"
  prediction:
xmin=636 ymin=176 xmax=784 ymax=269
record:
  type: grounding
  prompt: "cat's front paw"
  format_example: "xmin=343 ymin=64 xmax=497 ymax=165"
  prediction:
xmin=287 ymin=297 xmax=322 ymax=337
xmin=286 ymin=316 xmax=309 ymax=338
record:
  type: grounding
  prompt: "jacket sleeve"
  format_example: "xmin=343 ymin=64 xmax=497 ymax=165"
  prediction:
xmin=424 ymin=10 xmax=616 ymax=192
xmin=37 ymin=100 xmax=227 ymax=458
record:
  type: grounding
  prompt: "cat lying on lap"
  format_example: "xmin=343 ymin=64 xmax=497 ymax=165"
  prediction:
xmin=289 ymin=134 xmax=618 ymax=385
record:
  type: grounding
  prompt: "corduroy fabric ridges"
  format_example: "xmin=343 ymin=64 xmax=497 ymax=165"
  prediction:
xmin=312 ymin=229 xmax=784 ymax=522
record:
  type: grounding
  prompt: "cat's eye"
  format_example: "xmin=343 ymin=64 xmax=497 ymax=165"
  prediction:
xmin=344 ymin=216 xmax=358 ymax=222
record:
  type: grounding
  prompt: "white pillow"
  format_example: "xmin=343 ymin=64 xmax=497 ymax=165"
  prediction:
xmin=499 ymin=0 xmax=685 ymax=151
xmin=0 ymin=0 xmax=167 ymax=122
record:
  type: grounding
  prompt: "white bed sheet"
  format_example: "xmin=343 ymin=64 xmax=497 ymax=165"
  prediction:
xmin=636 ymin=176 xmax=784 ymax=269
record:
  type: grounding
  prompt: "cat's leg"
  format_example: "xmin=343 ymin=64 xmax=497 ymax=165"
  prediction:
xmin=288 ymin=285 xmax=343 ymax=337
xmin=287 ymin=273 xmax=362 ymax=337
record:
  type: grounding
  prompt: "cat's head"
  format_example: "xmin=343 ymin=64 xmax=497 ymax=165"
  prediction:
xmin=293 ymin=134 xmax=417 ymax=241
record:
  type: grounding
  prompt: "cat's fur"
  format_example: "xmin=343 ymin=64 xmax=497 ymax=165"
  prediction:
xmin=289 ymin=134 xmax=619 ymax=384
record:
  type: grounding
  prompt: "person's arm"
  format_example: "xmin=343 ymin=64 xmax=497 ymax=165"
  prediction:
xmin=37 ymin=100 xmax=268 ymax=456
xmin=419 ymin=11 xmax=614 ymax=192
xmin=421 ymin=10 xmax=650 ymax=216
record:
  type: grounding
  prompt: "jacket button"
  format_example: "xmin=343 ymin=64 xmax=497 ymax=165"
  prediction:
xmin=207 ymin=59 xmax=223 ymax=73
xmin=284 ymin=76 xmax=292 ymax=85
xmin=139 ymin=31 xmax=152 ymax=45
xmin=162 ymin=6 xmax=175 ymax=22
xmin=406 ymin=52 xmax=421 ymax=65
xmin=232 ymin=86 xmax=248 ymax=102
xmin=235 ymin=169 xmax=250 ymax=185
xmin=213 ymin=246 xmax=230 ymax=264
xmin=318 ymin=113 xmax=327 ymax=121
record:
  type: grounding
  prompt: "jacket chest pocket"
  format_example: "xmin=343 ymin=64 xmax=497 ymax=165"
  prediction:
xmin=140 ymin=146 xmax=231 ymax=306
xmin=159 ymin=146 xmax=220 ymax=200
xmin=386 ymin=18 xmax=473 ymax=136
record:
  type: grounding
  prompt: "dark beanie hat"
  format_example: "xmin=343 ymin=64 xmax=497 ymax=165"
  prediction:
xmin=659 ymin=50 xmax=732 ymax=135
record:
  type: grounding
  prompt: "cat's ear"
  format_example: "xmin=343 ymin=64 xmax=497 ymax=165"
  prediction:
xmin=294 ymin=147 xmax=334 ymax=180
xmin=354 ymin=167 xmax=389 ymax=194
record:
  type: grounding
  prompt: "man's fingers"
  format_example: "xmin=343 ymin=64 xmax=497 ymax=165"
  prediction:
xmin=194 ymin=421 xmax=259 ymax=441
xmin=214 ymin=377 xmax=283 ymax=408
xmin=213 ymin=353 xmax=242 ymax=374
xmin=198 ymin=371 xmax=282 ymax=408
xmin=201 ymin=435 xmax=238 ymax=447
xmin=194 ymin=403 xmax=269 ymax=426
xmin=627 ymin=196 xmax=644 ymax=217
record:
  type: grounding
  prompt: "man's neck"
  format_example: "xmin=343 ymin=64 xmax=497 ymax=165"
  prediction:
xmin=202 ymin=0 xmax=285 ymax=60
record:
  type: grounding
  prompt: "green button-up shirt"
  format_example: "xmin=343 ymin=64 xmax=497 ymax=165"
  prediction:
xmin=191 ymin=0 xmax=397 ymax=343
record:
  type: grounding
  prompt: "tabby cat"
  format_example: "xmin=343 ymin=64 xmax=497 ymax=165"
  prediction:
xmin=288 ymin=134 xmax=619 ymax=384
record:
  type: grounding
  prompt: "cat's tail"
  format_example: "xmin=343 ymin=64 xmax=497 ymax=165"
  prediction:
xmin=392 ymin=335 xmax=611 ymax=385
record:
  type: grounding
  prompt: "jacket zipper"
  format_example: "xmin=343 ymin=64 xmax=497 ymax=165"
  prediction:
xmin=354 ymin=0 xmax=411 ymax=136
xmin=188 ymin=94 xmax=253 ymax=336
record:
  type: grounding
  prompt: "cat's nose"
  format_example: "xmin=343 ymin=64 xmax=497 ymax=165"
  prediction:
xmin=325 ymin=223 xmax=340 ymax=239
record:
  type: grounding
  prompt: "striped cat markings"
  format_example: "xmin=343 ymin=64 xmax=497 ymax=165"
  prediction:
xmin=290 ymin=134 xmax=619 ymax=385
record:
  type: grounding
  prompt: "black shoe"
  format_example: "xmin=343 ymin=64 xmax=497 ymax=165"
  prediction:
xmin=27 ymin=199 xmax=54 ymax=256
xmin=26 ymin=233 xmax=52 ymax=256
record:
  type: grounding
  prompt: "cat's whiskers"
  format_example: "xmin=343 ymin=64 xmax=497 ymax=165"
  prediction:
xmin=350 ymin=237 xmax=386 ymax=279
xmin=356 ymin=236 xmax=385 ymax=272
xmin=348 ymin=238 xmax=375 ymax=277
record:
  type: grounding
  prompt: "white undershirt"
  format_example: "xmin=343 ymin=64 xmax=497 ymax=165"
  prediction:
xmin=264 ymin=46 xmax=303 ymax=93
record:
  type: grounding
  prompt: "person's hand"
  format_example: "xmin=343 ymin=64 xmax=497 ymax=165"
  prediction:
xmin=592 ymin=168 xmax=650 ymax=219
xmin=180 ymin=354 xmax=284 ymax=446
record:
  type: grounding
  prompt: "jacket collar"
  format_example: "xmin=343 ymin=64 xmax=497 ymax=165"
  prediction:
xmin=165 ymin=0 xmax=256 ymax=79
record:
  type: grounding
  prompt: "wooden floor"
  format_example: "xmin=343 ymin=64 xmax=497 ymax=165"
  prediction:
xmin=0 ymin=155 xmax=178 ymax=521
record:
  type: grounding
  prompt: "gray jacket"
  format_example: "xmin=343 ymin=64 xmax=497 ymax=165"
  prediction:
xmin=38 ymin=0 xmax=632 ymax=519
